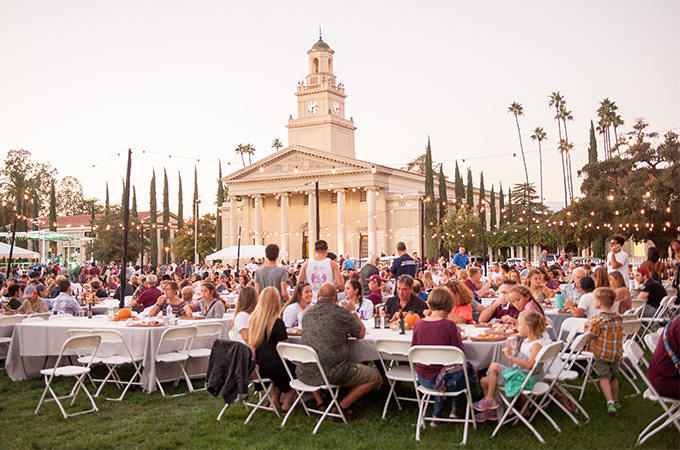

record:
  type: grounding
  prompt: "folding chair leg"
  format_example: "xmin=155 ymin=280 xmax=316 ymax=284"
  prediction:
xmin=381 ymin=382 xmax=400 ymax=419
xmin=107 ymin=367 xmax=142 ymax=402
xmin=280 ymin=393 xmax=303 ymax=428
xmin=415 ymin=394 xmax=429 ymax=441
xmin=637 ymin=404 xmax=680 ymax=445
xmin=216 ymin=402 xmax=231 ymax=421
xmin=492 ymin=397 xmax=546 ymax=444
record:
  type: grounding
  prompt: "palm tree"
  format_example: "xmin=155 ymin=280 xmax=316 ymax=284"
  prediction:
xmin=549 ymin=92 xmax=568 ymax=207
xmin=530 ymin=127 xmax=547 ymax=204
xmin=243 ymin=143 xmax=256 ymax=165
xmin=597 ymin=98 xmax=614 ymax=159
xmin=508 ymin=101 xmax=531 ymax=261
xmin=234 ymin=143 xmax=246 ymax=167
xmin=271 ymin=138 xmax=283 ymax=152
xmin=558 ymin=105 xmax=575 ymax=200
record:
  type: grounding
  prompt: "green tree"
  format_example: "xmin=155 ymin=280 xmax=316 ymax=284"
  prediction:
xmin=490 ymin=185 xmax=497 ymax=231
xmin=437 ymin=164 xmax=448 ymax=257
xmin=454 ymin=161 xmax=464 ymax=207
xmin=588 ymin=120 xmax=598 ymax=165
xmin=131 ymin=185 xmax=138 ymax=221
xmin=177 ymin=172 xmax=184 ymax=230
xmin=424 ymin=138 xmax=437 ymax=259
xmin=216 ymin=160 xmax=225 ymax=249
xmin=478 ymin=172 xmax=487 ymax=262
xmin=271 ymin=138 xmax=283 ymax=152
xmin=149 ymin=169 xmax=158 ymax=264
xmin=235 ymin=143 xmax=247 ymax=167
xmin=530 ymin=127 xmax=547 ymax=204
xmin=466 ymin=168 xmax=474 ymax=209
xmin=173 ymin=214 xmax=217 ymax=262
xmin=440 ymin=207 xmax=482 ymax=256
xmin=549 ymin=92 xmax=568 ymax=207
xmin=105 ymin=182 xmax=110 ymax=216
xmin=91 ymin=206 xmax=142 ymax=264
xmin=498 ymin=182 xmax=504 ymax=228
xmin=508 ymin=101 xmax=531 ymax=259
xmin=162 ymin=168 xmax=170 ymax=249
xmin=403 ymin=153 xmax=425 ymax=173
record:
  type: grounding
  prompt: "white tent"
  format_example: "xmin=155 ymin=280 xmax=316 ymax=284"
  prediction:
xmin=206 ymin=245 xmax=288 ymax=262
xmin=0 ymin=241 xmax=40 ymax=259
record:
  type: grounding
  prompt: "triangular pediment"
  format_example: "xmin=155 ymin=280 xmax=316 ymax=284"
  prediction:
xmin=223 ymin=146 xmax=374 ymax=184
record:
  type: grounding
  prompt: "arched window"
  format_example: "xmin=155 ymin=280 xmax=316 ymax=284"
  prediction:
xmin=328 ymin=59 xmax=332 ymax=74
xmin=313 ymin=58 xmax=319 ymax=73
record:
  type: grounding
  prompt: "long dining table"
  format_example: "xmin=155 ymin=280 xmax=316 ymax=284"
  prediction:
xmin=5 ymin=314 xmax=233 ymax=393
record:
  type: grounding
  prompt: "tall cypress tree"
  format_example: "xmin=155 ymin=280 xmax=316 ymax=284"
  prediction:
xmin=437 ymin=164 xmax=448 ymax=257
xmin=478 ymin=172 xmax=486 ymax=215
xmin=131 ymin=186 xmax=138 ymax=221
xmin=192 ymin=165 xmax=199 ymax=211
xmin=478 ymin=172 xmax=486 ymax=262
xmin=466 ymin=169 xmax=475 ymax=210
xmin=162 ymin=168 xmax=170 ymax=248
xmin=105 ymin=182 xmax=110 ymax=216
xmin=149 ymin=169 xmax=158 ymax=264
xmin=490 ymin=184 xmax=497 ymax=231
xmin=454 ymin=161 xmax=464 ymax=208
xmin=506 ymin=187 xmax=514 ymax=223
xmin=177 ymin=172 xmax=184 ymax=230
xmin=499 ymin=181 xmax=505 ymax=227
xmin=588 ymin=119 xmax=598 ymax=165
xmin=424 ymin=138 xmax=437 ymax=260
xmin=216 ymin=160 xmax=224 ymax=249
xmin=49 ymin=181 xmax=57 ymax=231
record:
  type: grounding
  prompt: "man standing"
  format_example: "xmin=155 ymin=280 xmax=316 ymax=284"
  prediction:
xmin=389 ymin=242 xmax=417 ymax=279
xmin=537 ymin=249 xmax=548 ymax=267
xmin=635 ymin=267 xmax=667 ymax=317
xmin=245 ymin=258 xmax=259 ymax=276
xmin=181 ymin=259 xmax=193 ymax=278
xmin=299 ymin=240 xmax=344 ymax=303
xmin=52 ymin=278 xmax=82 ymax=316
xmin=254 ymin=244 xmax=290 ymax=305
xmin=359 ymin=253 xmax=380 ymax=296
xmin=607 ymin=234 xmax=629 ymax=287
xmin=130 ymin=274 xmax=162 ymax=312
xmin=298 ymin=283 xmax=381 ymax=421
xmin=341 ymin=254 xmax=355 ymax=272
xmin=383 ymin=275 xmax=428 ymax=320
xmin=452 ymin=247 xmax=469 ymax=270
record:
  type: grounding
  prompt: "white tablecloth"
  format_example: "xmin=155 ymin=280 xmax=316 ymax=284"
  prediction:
xmin=5 ymin=316 xmax=232 ymax=393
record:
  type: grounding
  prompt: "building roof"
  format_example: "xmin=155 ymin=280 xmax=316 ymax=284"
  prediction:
xmin=311 ymin=38 xmax=331 ymax=51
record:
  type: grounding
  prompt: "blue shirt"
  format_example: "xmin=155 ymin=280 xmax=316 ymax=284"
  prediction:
xmin=452 ymin=253 xmax=469 ymax=269
xmin=342 ymin=259 xmax=355 ymax=271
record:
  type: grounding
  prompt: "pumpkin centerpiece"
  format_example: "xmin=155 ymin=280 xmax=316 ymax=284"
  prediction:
xmin=404 ymin=312 xmax=420 ymax=330
xmin=117 ymin=308 xmax=132 ymax=320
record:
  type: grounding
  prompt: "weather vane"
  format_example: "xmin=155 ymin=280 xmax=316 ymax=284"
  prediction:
xmin=319 ymin=26 xmax=322 ymax=39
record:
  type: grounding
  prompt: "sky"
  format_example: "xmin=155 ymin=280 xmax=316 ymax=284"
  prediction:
xmin=1 ymin=0 xmax=678 ymax=217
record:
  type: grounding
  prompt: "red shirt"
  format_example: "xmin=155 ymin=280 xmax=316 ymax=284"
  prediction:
xmin=411 ymin=319 xmax=465 ymax=379
xmin=648 ymin=319 xmax=680 ymax=399
xmin=463 ymin=279 xmax=477 ymax=292
xmin=136 ymin=286 xmax=162 ymax=309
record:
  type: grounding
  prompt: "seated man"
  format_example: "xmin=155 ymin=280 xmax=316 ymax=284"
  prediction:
xmin=130 ymin=274 xmax=161 ymax=312
xmin=298 ymin=283 xmax=381 ymax=420
xmin=382 ymin=275 xmax=428 ymax=320
xmin=365 ymin=274 xmax=383 ymax=306
xmin=561 ymin=267 xmax=586 ymax=308
xmin=5 ymin=284 xmax=23 ymax=310
xmin=478 ymin=279 xmax=519 ymax=323
xmin=52 ymin=278 xmax=82 ymax=316
xmin=16 ymin=285 xmax=49 ymax=314
xmin=635 ymin=267 xmax=667 ymax=317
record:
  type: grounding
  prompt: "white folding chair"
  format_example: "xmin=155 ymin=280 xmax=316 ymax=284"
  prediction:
xmin=631 ymin=299 xmax=646 ymax=311
xmin=91 ymin=329 xmax=143 ymax=401
xmin=188 ymin=323 xmax=225 ymax=390
xmin=276 ymin=342 xmax=346 ymax=435
xmin=241 ymin=366 xmax=282 ymax=424
xmin=491 ymin=342 xmax=564 ymax=444
xmin=152 ymin=326 xmax=197 ymax=397
xmin=49 ymin=314 xmax=74 ymax=321
xmin=22 ymin=317 xmax=47 ymax=323
xmin=0 ymin=315 xmax=23 ymax=364
xmin=644 ymin=330 xmax=662 ymax=354
xmin=35 ymin=335 xmax=102 ymax=418
xmin=557 ymin=317 xmax=593 ymax=400
xmin=619 ymin=320 xmax=643 ymax=395
xmin=28 ymin=313 xmax=50 ymax=321
xmin=640 ymin=296 xmax=675 ymax=337
xmin=375 ymin=339 xmax=416 ymax=419
xmin=408 ymin=346 xmax=476 ymax=443
xmin=623 ymin=340 xmax=680 ymax=445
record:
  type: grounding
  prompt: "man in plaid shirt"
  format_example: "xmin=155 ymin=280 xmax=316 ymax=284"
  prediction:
xmin=52 ymin=278 xmax=82 ymax=316
xmin=585 ymin=287 xmax=623 ymax=417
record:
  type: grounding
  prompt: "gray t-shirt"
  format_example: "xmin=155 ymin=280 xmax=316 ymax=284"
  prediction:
xmin=298 ymin=301 xmax=362 ymax=386
xmin=254 ymin=265 xmax=289 ymax=303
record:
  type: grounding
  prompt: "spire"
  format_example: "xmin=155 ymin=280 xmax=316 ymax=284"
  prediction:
xmin=319 ymin=26 xmax=322 ymax=40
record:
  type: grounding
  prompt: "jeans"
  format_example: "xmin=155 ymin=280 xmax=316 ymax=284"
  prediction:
xmin=417 ymin=365 xmax=476 ymax=417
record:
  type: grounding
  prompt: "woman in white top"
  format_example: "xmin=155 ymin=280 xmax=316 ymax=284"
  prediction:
xmin=281 ymin=282 xmax=312 ymax=328
xmin=229 ymin=286 xmax=258 ymax=345
xmin=342 ymin=279 xmax=374 ymax=321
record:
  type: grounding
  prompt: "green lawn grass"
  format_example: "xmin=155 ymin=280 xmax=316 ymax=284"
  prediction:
xmin=0 ymin=363 xmax=677 ymax=449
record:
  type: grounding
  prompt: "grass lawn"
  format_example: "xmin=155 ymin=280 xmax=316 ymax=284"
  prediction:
xmin=0 ymin=362 xmax=677 ymax=449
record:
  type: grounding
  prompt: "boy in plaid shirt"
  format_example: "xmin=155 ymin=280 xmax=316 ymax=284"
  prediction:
xmin=585 ymin=287 xmax=623 ymax=416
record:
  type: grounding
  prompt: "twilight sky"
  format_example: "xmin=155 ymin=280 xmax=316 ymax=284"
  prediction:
xmin=1 ymin=0 xmax=678 ymax=216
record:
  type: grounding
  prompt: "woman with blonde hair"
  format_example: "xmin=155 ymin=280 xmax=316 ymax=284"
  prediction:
xmin=457 ymin=269 xmax=469 ymax=281
xmin=249 ymin=287 xmax=295 ymax=411
xmin=421 ymin=272 xmax=436 ymax=292
xmin=524 ymin=268 xmax=554 ymax=305
xmin=608 ymin=271 xmax=631 ymax=313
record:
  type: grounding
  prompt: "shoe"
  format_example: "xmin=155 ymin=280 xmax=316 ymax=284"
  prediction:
xmin=449 ymin=409 xmax=459 ymax=419
xmin=430 ymin=417 xmax=440 ymax=428
xmin=474 ymin=410 xmax=498 ymax=422
xmin=473 ymin=398 xmax=499 ymax=411
xmin=330 ymin=406 xmax=357 ymax=423
xmin=614 ymin=400 xmax=621 ymax=410
xmin=607 ymin=403 xmax=617 ymax=417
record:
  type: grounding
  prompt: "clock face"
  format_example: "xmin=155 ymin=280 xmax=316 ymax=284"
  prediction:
xmin=332 ymin=101 xmax=340 ymax=116
xmin=306 ymin=101 xmax=318 ymax=116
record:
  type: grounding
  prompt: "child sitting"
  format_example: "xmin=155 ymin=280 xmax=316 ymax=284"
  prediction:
xmin=584 ymin=287 xmax=623 ymax=416
xmin=411 ymin=287 xmax=475 ymax=424
xmin=473 ymin=310 xmax=549 ymax=422
xmin=445 ymin=281 xmax=475 ymax=324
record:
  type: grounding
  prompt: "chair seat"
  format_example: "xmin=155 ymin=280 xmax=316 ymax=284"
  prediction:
xmin=101 ymin=355 xmax=137 ymax=365
xmin=643 ymin=388 xmax=680 ymax=404
xmin=526 ymin=381 xmax=551 ymax=396
xmin=156 ymin=352 xmax=190 ymax=363
xmin=289 ymin=378 xmax=336 ymax=393
xmin=188 ymin=348 xmax=212 ymax=358
xmin=0 ymin=337 xmax=12 ymax=344
xmin=77 ymin=356 xmax=105 ymax=365
xmin=416 ymin=384 xmax=467 ymax=397
xmin=544 ymin=370 xmax=579 ymax=381
xmin=41 ymin=366 xmax=91 ymax=377
xmin=385 ymin=365 xmax=412 ymax=382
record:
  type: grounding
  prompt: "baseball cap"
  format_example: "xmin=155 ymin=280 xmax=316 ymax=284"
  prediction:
xmin=637 ymin=267 xmax=650 ymax=276
xmin=367 ymin=274 xmax=382 ymax=283
xmin=36 ymin=284 xmax=47 ymax=291
xmin=22 ymin=285 xmax=37 ymax=298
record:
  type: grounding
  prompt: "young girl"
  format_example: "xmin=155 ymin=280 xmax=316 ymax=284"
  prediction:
xmin=444 ymin=281 xmax=474 ymax=324
xmin=472 ymin=310 xmax=549 ymax=422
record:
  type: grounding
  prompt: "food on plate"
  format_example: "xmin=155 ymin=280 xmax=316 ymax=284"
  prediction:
xmin=474 ymin=323 xmax=492 ymax=328
xmin=470 ymin=334 xmax=508 ymax=342
xmin=287 ymin=328 xmax=302 ymax=336
xmin=487 ymin=323 xmax=517 ymax=335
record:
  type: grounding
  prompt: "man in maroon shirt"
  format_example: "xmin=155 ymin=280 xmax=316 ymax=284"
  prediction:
xmin=365 ymin=275 xmax=383 ymax=306
xmin=130 ymin=274 xmax=161 ymax=312
xmin=647 ymin=317 xmax=680 ymax=400
xmin=463 ymin=267 xmax=493 ymax=297
xmin=478 ymin=279 xmax=520 ymax=323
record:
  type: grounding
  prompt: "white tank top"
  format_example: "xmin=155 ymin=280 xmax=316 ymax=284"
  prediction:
xmin=306 ymin=257 xmax=333 ymax=303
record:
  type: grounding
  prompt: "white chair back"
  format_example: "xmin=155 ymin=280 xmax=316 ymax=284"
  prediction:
xmin=0 ymin=315 xmax=24 ymax=326
xmin=194 ymin=322 xmax=224 ymax=338
xmin=29 ymin=313 xmax=50 ymax=321
xmin=408 ymin=345 xmax=466 ymax=366
xmin=630 ymin=299 xmax=646 ymax=311
xmin=631 ymin=305 xmax=646 ymax=319
xmin=374 ymin=339 xmax=411 ymax=359
xmin=558 ymin=317 xmax=586 ymax=340
xmin=644 ymin=331 xmax=661 ymax=353
xmin=49 ymin=314 xmax=74 ymax=321
xmin=155 ymin=326 xmax=197 ymax=357
xmin=62 ymin=335 xmax=102 ymax=366
xmin=622 ymin=319 xmax=642 ymax=337
xmin=23 ymin=317 xmax=46 ymax=323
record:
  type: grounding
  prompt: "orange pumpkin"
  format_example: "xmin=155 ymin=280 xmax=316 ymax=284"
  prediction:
xmin=404 ymin=312 xmax=420 ymax=328
xmin=117 ymin=308 xmax=132 ymax=320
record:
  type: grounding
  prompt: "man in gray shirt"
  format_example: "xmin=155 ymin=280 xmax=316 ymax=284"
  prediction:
xmin=254 ymin=244 xmax=290 ymax=305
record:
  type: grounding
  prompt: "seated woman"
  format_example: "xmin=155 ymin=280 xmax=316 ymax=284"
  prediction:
xmin=509 ymin=269 xmax=522 ymax=285
xmin=608 ymin=271 xmax=631 ymax=313
xmin=341 ymin=279 xmax=374 ymax=321
xmin=444 ymin=281 xmax=475 ymax=324
xmin=249 ymin=287 xmax=295 ymax=411
xmin=411 ymin=287 xmax=474 ymax=422
xmin=149 ymin=281 xmax=193 ymax=318
xmin=230 ymin=286 xmax=257 ymax=345
xmin=592 ymin=267 xmax=611 ymax=289
xmin=281 ymin=282 xmax=312 ymax=328
xmin=502 ymin=285 xmax=544 ymax=325
xmin=90 ymin=279 xmax=108 ymax=299
xmin=524 ymin=269 xmax=553 ymax=306
xmin=199 ymin=282 xmax=225 ymax=318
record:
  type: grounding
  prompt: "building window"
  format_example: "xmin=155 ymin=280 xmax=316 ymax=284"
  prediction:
xmin=331 ymin=192 xmax=337 ymax=204
xmin=360 ymin=190 xmax=367 ymax=202
xmin=304 ymin=195 xmax=309 ymax=206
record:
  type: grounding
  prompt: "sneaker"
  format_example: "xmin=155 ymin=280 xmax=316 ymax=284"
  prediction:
xmin=429 ymin=418 xmax=439 ymax=428
xmin=614 ymin=400 xmax=621 ymax=410
xmin=607 ymin=403 xmax=617 ymax=417
xmin=474 ymin=410 xmax=498 ymax=422
xmin=449 ymin=409 xmax=459 ymax=419
xmin=473 ymin=398 xmax=499 ymax=411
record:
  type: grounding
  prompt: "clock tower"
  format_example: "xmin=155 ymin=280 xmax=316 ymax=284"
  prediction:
xmin=287 ymin=36 xmax=356 ymax=159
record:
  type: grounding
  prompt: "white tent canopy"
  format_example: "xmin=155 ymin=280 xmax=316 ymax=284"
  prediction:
xmin=206 ymin=245 xmax=288 ymax=262
xmin=0 ymin=241 xmax=40 ymax=259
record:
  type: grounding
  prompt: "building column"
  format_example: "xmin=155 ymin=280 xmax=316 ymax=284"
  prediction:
xmin=511 ymin=246 xmax=515 ymax=258
xmin=242 ymin=197 xmax=251 ymax=245
xmin=229 ymin=197 xmax=238 ymax=246
xmin=336 ymin=189 xmax=345 ymax=256
xmin=367 ymin=188 xmax=377 ymax=256
xmin=280 ymin=193 xmax=289 ymax=257
xmin=156 ymin=228 xmax=162 ymax=264
xmin=254 ymin=194 xmax=263 ymax=245
xmin=308 ymin=191 xmax=317 ymax=244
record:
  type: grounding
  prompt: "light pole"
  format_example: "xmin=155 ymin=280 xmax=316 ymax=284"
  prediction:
xmin=194 ymin=199 xmax=201 ymax=265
